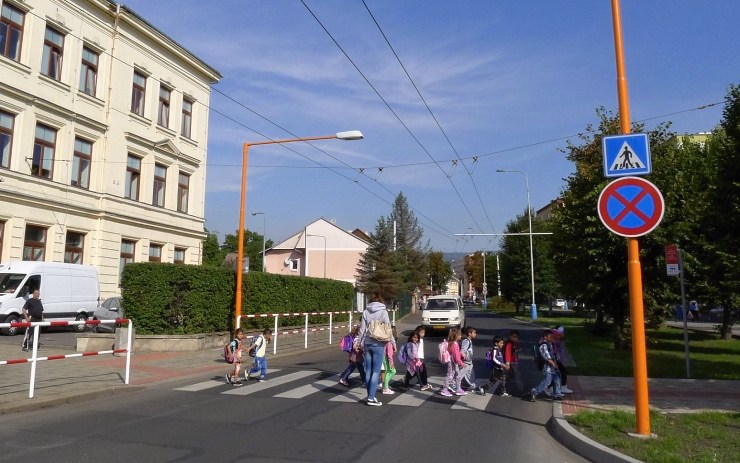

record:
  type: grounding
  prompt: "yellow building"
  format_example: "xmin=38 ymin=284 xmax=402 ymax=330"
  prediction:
xmin=0 ymin=0 xmax=221 ymax=297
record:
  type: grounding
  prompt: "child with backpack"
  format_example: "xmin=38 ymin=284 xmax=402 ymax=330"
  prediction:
xmin=402 ymin=325 xmax=431 ymax=391
xmin=225 ymin=328 xmax=246 ymax=385
xmin=503 ymin=330 xmax=523 ymax=396
xmin=460 ymin=326 xmax=482 ymax=393
xmin=440 ymin=327 xmax=467 ymax=397
xmin=380 ymin=326 xmax=398 ymax=394
xmin=246 ymin=328 xmax=273 ymax=382
xmin=481 ymin=336 xmax=510 ymax=396
xmin=339 ymin=325 xmax=365 ymax=386
xmin=529 ymin=329 xmax=563 ymax=401
xmin=402 ymin=332 xmax=423 ymax=388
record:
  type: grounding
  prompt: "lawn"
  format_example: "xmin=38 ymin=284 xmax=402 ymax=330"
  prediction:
xmin=503 ymin=309 xmax=740 ymax=380
xmin=499 ymin=308 xmax=740 ymax=463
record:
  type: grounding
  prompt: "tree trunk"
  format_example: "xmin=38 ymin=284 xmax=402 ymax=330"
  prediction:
xmin=720 ymin=302 xmax=733 ymax=340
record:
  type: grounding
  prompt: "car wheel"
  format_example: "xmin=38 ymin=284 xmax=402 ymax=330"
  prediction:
xmin=2 ymin=313 xmax=22 ymax=336
xmin=74 ymin=314 xmax=88 ymax=332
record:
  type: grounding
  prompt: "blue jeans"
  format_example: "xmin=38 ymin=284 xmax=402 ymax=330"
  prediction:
xmin=340 ymin=361 xmax=366 ymax=383
xmin=363 ymin=341 xmax=385 ymax=400
xmin=533 ymin=368 xmax=561 ymax=397
xmin=249 ymin=356 xmax=267 ymax=378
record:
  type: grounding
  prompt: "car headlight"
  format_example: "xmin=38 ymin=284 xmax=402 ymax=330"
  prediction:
xmin=422 ymin=317 xmax=429 ymax=323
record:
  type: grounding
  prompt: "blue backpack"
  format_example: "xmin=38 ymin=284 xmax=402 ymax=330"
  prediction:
xmin=340 ymin=334 xmax=354 ymax=353
xmin=485 ymin=349 xmax=494 ymax=369
xmin=397 ymin=343 xmax=408 ymax=364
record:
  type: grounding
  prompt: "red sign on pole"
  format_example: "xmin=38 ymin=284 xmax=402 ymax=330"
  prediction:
xmin=665 ymin=244 xmax=679 ymax=276
xmin=598 ymin=177 xmax=665 ymax=237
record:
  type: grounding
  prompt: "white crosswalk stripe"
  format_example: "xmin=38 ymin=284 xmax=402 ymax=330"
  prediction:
xmin=175 ymin=370 xmax=498 ymax=412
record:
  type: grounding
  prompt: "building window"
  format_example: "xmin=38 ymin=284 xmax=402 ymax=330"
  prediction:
xmin=125 ymin=155 xmax=141 ymax=200
xmin=174 ymin=247 xmax=185 ymax=264
xmin=0 ymin=110 xmax=13 ymax=169
xmin=0 ymin=3 xmax=24 ymax=61
xmin=32 ymin=124 xmax=56 ymax=179
xmin=64 ymin=231 xmax=84 ymax=264
xmin=23 ymin=225 xmax=46 ymax=261
xmin=290 ymin=259 xmax=299 ymax=272
xmin=79 ymin=46 xmax=98 ymax=96
xmin=71 ymin=137 xmax=92 ymax=189
xmin=177 ymin=172 xmax=189 ymax=213
xmin=157 ymin=86 xmax=170 ymax=127
xmin=119 ymin=240 xmax=135 ymax=284
xmin=149 ymin=243 xmax=162 ymax=262
xmin=181 ymin=99 xmax=192 ymax=139
xmin=41 ymin=26 xmax=64 ymax=80
xmin=131 ymin=71 xmax=146 ymax=116
xmin=152 ymin=163 xmax=166 ymax=207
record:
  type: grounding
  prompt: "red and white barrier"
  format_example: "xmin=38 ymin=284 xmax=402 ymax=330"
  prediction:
xmin=0 ymin=318 xmax=132 ymax=398
xmin=238 ymin=309 xmax=398 ymax=354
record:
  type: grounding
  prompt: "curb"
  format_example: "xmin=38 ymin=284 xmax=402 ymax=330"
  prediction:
xmin=0 ymin=385 xmax=144 ymax=416
xmin=548 ymin=401 xmax=644 ymax=463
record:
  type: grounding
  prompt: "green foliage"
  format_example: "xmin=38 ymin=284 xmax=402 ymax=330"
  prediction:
xmin=428 ymin=252 xmax=452 ymax=293
xmin=221 ymin=228 xmax=274 ymax=272
xmin=122 ymin=262 xmax=354 ymax=334
xmin=122 ymin=263 xmax=234 ymax=334
xmin=202 ymin=229 xmax=226 ymax=267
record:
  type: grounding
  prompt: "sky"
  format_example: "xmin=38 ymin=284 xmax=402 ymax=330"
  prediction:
xmin=122 ymin=0 xmax=739 ymax=253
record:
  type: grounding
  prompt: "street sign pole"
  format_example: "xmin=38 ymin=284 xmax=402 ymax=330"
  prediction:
xmin=611 ymin=0 xmax=651 ymax=436
xmin=678 ymin=248 xmax=691 ymax=379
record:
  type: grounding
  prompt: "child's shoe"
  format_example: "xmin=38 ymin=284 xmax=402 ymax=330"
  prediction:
xmin=382 ymin=388 xmax=395 ymax=395
xmin=440 ymin=389 xmax=453 ymax=397
xmin=455 ymin=389 xmax=468 ymax=396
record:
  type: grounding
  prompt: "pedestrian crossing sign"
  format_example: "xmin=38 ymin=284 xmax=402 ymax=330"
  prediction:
xmin=602 ymin=133 xmax=651 ymax=177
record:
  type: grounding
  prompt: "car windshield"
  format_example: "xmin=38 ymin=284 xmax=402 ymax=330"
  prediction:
xmin=426 ymin=300 xmax=457 ymax=310
xmin=0 ymin=273 xmax=25 ymax=294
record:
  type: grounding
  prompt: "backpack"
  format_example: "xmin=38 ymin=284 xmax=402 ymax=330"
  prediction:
xmin=397 ymin=343 xmax=408 ymax=364
xmin=224 ymin=339 xmax=239 ymax=364
xmin=461 ymin=338 xmax=472 ymax=363
xmin=340 ymin=333 xmax=353 ymax=353
xmin=248 ymin=336 xmax=262 ymax=357
xmin=438 ymin=339 xmax=451 ymax=364
xmin=534 ymin=341 xmax=548 ymax=371
xmin=485 ymin=348 xmax=495 ymax=369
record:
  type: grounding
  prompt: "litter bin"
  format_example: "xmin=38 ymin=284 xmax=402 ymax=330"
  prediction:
xmin=674 ymin=305 xmax=684 ymax=321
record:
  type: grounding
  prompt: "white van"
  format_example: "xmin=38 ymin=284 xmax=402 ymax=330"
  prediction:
xmin=421 ymin=295 xmax=466 ymax=332
xmin=0 ymin=262 xmax=99 ymax=335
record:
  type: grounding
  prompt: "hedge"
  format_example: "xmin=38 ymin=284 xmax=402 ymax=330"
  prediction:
xmin=121 ymin=262 xmax=355 ymax=335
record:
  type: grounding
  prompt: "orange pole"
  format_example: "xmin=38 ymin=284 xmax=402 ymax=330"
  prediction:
xmin=611 ymin=0 xmax=651 ymax=435
xmin=234 ymin=143 xmax=249 ymax=330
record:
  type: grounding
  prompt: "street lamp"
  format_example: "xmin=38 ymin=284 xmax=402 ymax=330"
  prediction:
xmin=306 ymin=233 xmax=327 ymax=278
xmin=481 ymin=251 xmax=487 ymax=308
xmin=234 ymin=131 xmax=363 ymax=329
xmin=251 ymin=212 xmax=266 ymax=272
xmin=496 ymin=169 xmax=537 ymax=319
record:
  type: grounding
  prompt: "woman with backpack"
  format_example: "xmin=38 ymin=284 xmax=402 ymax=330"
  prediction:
xmin=355 ymin=293 xmax=395 ymax=406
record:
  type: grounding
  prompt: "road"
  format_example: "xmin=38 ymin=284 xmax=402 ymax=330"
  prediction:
xmin=0 ymin=310 xmax=588 ymax=462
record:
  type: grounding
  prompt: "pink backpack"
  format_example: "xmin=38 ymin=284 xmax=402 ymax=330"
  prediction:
xmin=438 ymin=339 xmax=451 ymax=364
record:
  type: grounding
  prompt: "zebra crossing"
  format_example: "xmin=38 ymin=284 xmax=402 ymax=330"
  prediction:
xmin=174 ymin=369 xmax=503 ymax=411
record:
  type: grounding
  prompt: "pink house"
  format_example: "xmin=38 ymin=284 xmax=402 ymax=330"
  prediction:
xmin=264 ymin=218 xmax=369 ymax=285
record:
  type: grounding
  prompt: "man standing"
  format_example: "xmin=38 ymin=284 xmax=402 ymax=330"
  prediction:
xmin=21 ymin=288 xmax=44 ymax=351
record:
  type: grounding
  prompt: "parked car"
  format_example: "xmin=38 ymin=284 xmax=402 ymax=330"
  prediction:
xmin=709 ymin=306 xmax=738 ymax=323
xmin=555 ymin=299 xmax=566 ymax=308
xmin=92 ymin=296 xmax=124 ymax=333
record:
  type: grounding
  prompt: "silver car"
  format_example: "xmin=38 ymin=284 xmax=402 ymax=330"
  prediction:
xmin=92 ymin=296 xmax=124 ymax=333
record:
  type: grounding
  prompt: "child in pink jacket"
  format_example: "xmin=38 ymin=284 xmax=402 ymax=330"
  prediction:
xmin=441 ymin=327 xmax=467 ymax=396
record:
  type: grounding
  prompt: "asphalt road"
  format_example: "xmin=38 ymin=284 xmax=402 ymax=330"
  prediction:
xmin=0 ymin=326 xmax=80 ymax=349
xmin=0 ymin=310 xmax=588 ymax=462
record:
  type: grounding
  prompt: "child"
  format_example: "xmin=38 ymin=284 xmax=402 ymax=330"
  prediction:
xmin=503 ymin=330 xmax=523 ymax=396
xmin=460 ymin=326 xmax=482 ymax=393
xmin=441 ymin=328 xmax=467 ymax=397
xmin=410 ymin=325 xmax=431 ymax=390
xmin=246 ymin=328 xmax=273 ymax=382
xmin=403 ymin=332 xmax=423 ymax=388
xmin=338 ymin=325 xmax=366 ymax=386
xmin=482 ymin=336 xmax=510 ymax=396
xmin=380 ymin=326 xmax=397 ymax=394
xmin=550 ymin=326 xmax=572 ymax=394
xmin=225 ymin=328 xmax=246 ymax=386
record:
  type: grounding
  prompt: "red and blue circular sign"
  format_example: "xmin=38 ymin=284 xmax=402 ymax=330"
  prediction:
xmin=598 ymin=177 xmax=664 ymax=237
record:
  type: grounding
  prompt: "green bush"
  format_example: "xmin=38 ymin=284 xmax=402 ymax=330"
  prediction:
xmin=121 ymin=263 xmax=354 ymax=335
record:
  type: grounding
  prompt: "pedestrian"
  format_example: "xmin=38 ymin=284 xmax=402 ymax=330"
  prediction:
xmin=246 ymin=328 xmax=273 ymax=382
xmin=481 ymin=336 xmax=509 ymax=396
xmin=689 ymin=300 xmax=699 ymax=321
xmin=355 ymin=293 xmax=395 ymax=406
xmin=441 ymin=327 xmax=467 ymax=397
xmin=402 ymin=331 xmax=423 ymax=388
xmin=551 ymin=326 xmax=572 ymax=394
xmin=21 ymin=288 xmax=44 ymax=351
xmin=380 ymin=326 xmax=398 ymax=394
xmin=225 ymin=328 xmax=246 ymax=385
xmin=403 ymin=325 xmax=431 ymax=390
xmin=338 ymin=325 xmax=366 ymax=386
xmin=460 ymin=326 xmax=482 ymax=393
xmin=503 ymin=330 xmax=524 ymax=396
xmin=530 ymin=329 xmax=563 ymax=401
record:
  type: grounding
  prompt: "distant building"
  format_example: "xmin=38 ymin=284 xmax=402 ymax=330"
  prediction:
xmin=0 ymin=0 xmax=221 ymax=297
xmin=536 ymin=198 xmax=564 ymax=221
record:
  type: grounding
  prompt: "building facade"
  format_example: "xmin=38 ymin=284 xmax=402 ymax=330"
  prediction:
xmin=0 ymin=0 xmax=221 ymax=297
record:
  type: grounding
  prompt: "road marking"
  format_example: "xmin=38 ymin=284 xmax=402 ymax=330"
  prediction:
xmin=330 ymin=387 xmax=367 ymax=403
xmin=222 ymin=370 xmax=315 ymax=396
xmin=274 ymin=377 xmax=338 ymax=399
xmin=451 ymin=389 xmax=494 ymax=410
xmin=389 ymin=376 xmax=445 ymax=406
xmin=175 ymin=380 xmax=226 ymax=392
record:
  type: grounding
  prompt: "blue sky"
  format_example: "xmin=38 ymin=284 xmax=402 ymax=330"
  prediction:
xmin=122 ymin=0 xmax=739 ymax=252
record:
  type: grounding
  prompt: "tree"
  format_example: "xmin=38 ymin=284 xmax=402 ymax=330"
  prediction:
xmin=202 ymin=229 xmax=226 ymax=267
xmin=427 ymin=252 xmax=452 ymax=294
xmin=221 ymin=229 xmax=274 ymax=272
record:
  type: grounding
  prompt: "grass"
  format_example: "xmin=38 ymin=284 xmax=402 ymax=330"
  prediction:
xmin=499 ymin=309 xmax=740 ymax=380
xmin=495 ymin=308 xmax=740 ymax=462
xmin=568 ymin=410 xmax=740 ymax=463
